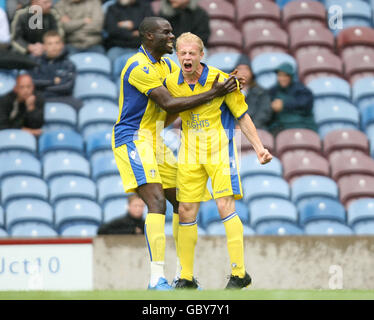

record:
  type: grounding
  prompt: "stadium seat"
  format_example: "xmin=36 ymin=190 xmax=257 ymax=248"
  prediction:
xmin=242 ymin=175 xmax=290 ymax=203
xmin=0 ymin=153 xmax=41 ymax=180
xmin=101 ymin=0 xmax=115 ymax=14
xmin=338 ymin=174 xmax=374 ymax=207
xmin=289 ymin=25 xmax=334 ymax=58
xmin=161 ymin=128 xmax=180 ymax=157
xmin=49 ymin=175 xmax=97 ymax=204
xmin=298 ymin=197 xmax=346 ymax=226
xmin=236 ymin=0 xmax=281 ymax=28
xmin=361 ymin=104 xmax=374 ymax=133
xmin=347 ymin=198 xmax=374 ymax=227
xmin=249 ymin=198 xmax=298 ymax=227
xmin=235 ymin=127 xmax=274 ymax=155
xmin=343 ymin=51 xmax=374 ymax=84
xmin=55 ymin=198 xmax=102 ymax=232
xmin=336 ymin=27 xmax=374 ymax=58
xmin=43 ymin=153 xmax=90 ymax=182
xmin=205 ymin=221 xmax=255 ymax=235
xmin=275 ymin=129 xmax=322 ymax=160
xmin=5 ymin=199 xmax=54 ymax=230
xmin=250 ymin=52 xmax=297 ymax=89
xmin=97 ymin=175 xmax=125 ymax=204
xmin=198 ymin=0 xmax=236 ymax=25
xmin=85 ymin=129 xmax=112 ymax=160
xmin=73 ymin=74 xmax=117 ymax=103
xmin=242 ymin=25 xmax=289 ymax=60
xmin=281 ymin=151 xmax=330 ymax=183
xmin=297 ymin=51 xmax=344 ymax=84
xmin=112 ymin=51 xmax=138 ymax=80
xmin=207 ymin=25 xmax=243 ymax=52
xmin=240 ymin=153 xmax=283 ymax=178
xmin=304 ymin=220 xmax=354 ymax=235
xmin=43 ymin=102 xmax=77 ymax=131
xmin=91 ymin=153 xmax=118 ymax=181
xmin=9 ymin=222 xmax=58 ymax=238
xmin=0 ymin=206 xmax=4 ymax=229
xmin=352 ymin=221 xmax=374 ymax=235
xmin=255 ymin=220 xmax=304 ymax=235
xmin=206 ymin=52 xmax=242 ymax=74
xmin=0 ymin=72 xmax=16 ymax=95
xmin=69 ymin=52 xmax=111 ymax=76
xmin=60 ymin=223 xmax=99 ymax=237
xmin=0 ymin=228 xmax=8 ymax=238
xmin=326 ymin=0 xmax=372 ymax=35
xmin=103 ymin=198 xmax=129 ymax=223
xmin=291 ymin=175 xmax=339 ymax=204
xmin=78 ymin=100 xmax=118 ymax=139
xmin=0 ymin=129 xmax=37 ymax=155
xmin=352 ymin=76 xmax=374 ymax=112
xmin=307 ymin=77 xmax=351 ymax=103
xmin=38 ymin=130 xmax=84 ymax=157
xmin=282 ymin=0 xmax=327 ymax=31
xmin=313 ymin=100 xmax=360 ymax=138
xmin=1 ymin=176 xmax=48 ymax=206
xmin=323 ymin=129 xmax=370 ymax=159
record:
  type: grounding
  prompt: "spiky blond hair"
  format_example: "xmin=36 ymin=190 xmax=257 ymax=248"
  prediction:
xmin=176 ymin=32 xmax=204 ymax=53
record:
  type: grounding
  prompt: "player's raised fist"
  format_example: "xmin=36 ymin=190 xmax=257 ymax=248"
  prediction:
xmin=257 ymin=148 xmax=272 ymax=165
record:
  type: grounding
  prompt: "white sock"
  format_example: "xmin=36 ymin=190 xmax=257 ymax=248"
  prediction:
xmin=175 ymin=257 xmax=181 ymax=279
xmin=149 ymin=261 xmax=165 ymax=287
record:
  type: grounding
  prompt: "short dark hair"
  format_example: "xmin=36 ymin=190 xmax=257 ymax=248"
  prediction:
xmin=139 ymin=16 xmax=168 ymax=42
xmin=42 ymin=30 xmax=63 ymax=43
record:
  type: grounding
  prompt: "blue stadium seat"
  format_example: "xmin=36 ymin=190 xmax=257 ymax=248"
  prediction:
xmin=101 ymin=0 xmax=115 ymax=14
xmin=304 ymin=220 xmax=354 ymax=235
xmin=43 ymin=102 xmax=77 ymax=131
xmin=0 ymin=129 xmax=37 ymax=155
xmin=49 ymin=175 xmax=97 ymax=204
xmin=97 ymin=175 xmax=124 ymax=204
xmin=298 ymin=198 xmax=346 ymax=226
xmin=240 ymin=153 xmax=283 ymax=178
xmin=206 ymin=52 xmax=242 ymax=73
xmin=0 ymin=153 xmax=41 ymax=180
xmin=103 ymin=198 xmax=129 ymax=223
xmin=307 ymin=76 xmax=351 ymax=103
xmin=85 ymin=129 xmax=112 ymax=159
xmin=60 ymin=223 xmax=99 ymax=237
xmin=9 ymin=222 xmax=58 ymax=238
xmin=251 ymin=52 xmax=298 ymax=89
xmin=161 ymin=128 xmax=181 ymax=157
xmin=0 ymin=228 xmax=8 ymax=238
xmin=1 ymin=176 xmax=48 ymax=206
xmin=352 ymin=221 xmax=374 ymax=235
xmin=313 ymin=100 xmax=359 ymax=138
xmin=69 ymin=52 xmax=111 ymax=76
xmin=55 ymin=198 xmax=102 ymax=232
xmin=91 ymin=153 xmax=118 ymax=181
xmin=347 ymin=198 xmax=374 ymax=226
xmin=73 ymin=74 xmax=117 ymax=103
xmin=291 ymin=175 xmax=339 ymax=204
xmin=352 ymin=76 xmax=374 ymax=112
xmin=255 ymin=220 xmax=304 ymax=235
xmin=0 ymin=206 xmax=4 ymax=229
xmin=6 ymin=199 xmax=54 ymax=230
xmin=249 ymin=198 xmax=298 ymax=227
xmin=43 ymin=153 xmax=90 ymax=182
xmin=78 ymin=100 xmax=118 ymax=139
xmin=242 ymin=175 xmax=290 ymax=203
xmin=113 ymin=51 xmax=138 ymax=79
xmin=0 ymin=72 xmax=16 ymax=95
xmin=361 ymin=104 xmax=374 ymax=133
xmin=38 ymin=130 xmax=84 ymax=157
xmin=205 ymin=221 xmax=255 ymax=236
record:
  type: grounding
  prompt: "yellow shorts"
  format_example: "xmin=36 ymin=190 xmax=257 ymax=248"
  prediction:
xmin=113 ymin=139 xmax=177 ymax=193
xmin=176 ymin=139 xmax=243 ymax=202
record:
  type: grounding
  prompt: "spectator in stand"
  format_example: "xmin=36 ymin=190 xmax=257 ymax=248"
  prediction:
xmin=0 ymin=7 xmax=10 ymax=47
xmin=0 ymin=74 xmax=44 ymax=137
xmin=268 ymin=62 xmax=317 ymax=136
xmin=159 ymin=0 xmax=210 ymax=46
xmin=10 ymin=0 xmax=63 ymax=57
xmin=55 ymin=0 xmax=105 ymax=55
xmin=97 ymin=194 xmax=146 ymax=235
xmin=104 ymin=0 xmax=153 ymax=64
xmin=7 ymin=0 xmax=29 ymax=22
xmin=233 ymin=54 xmax=272 ymax=130
xmin=29 ymin=31 xmax=82 ymax=110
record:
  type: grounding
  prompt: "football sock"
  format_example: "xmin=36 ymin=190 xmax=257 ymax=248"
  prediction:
xmin=172 ymin=213 xmax=181 ymax=279
xmin=145 ymin=213 xmax=166 ymax=285
xmin=222 ymin=212 xmax=246 ymax=278
xmin=178 ymin=220 xmax=198 ymax=281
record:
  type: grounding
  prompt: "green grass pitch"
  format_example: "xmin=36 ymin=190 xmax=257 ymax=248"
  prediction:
xmin=0 ymin=289 xmax=374 ymax=300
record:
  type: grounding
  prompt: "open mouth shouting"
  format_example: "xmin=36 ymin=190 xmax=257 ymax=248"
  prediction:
xmin=183 ymin=62 xmax=193 ymax=73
